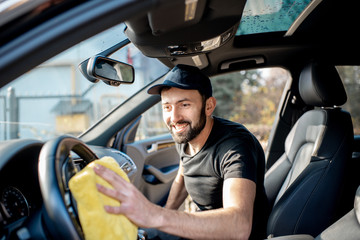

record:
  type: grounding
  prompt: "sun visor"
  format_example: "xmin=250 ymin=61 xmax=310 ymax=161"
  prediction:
xmin=148 ymin=0 xmax=207 ymax=36
xmin=125 ymin=0 xmax=246 ymax=58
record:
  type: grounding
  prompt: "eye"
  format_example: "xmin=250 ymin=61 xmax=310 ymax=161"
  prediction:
xmin=181 ymin=103 xmax=190 ymax=108
xmin=162 ymin=105 xmax=171 ymax=112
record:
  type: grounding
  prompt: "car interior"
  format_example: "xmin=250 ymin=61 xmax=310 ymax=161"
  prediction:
xmin=1 ymin=0 xmax=360 ymax=239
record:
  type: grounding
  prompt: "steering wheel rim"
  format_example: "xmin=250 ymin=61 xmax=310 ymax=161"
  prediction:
xmin=38 ymin=135 xmax=98 ymax=240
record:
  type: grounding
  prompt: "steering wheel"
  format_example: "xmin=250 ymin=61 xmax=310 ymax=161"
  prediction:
xmin=38 ymin=135 xmax=98 ymax=240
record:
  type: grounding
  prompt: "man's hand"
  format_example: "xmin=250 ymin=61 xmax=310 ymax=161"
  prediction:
xmin=94 ymin=164 xmax=163 ymax=228
xmin=94 ymin=164 xmax=255 ymax=240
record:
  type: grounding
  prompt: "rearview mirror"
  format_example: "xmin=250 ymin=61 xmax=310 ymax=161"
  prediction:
xmin=87 ymin=56 xmax=134 ymax=86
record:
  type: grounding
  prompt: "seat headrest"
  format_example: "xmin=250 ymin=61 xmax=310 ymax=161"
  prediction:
xmin=299 ymin=62 xmax=347 ymax=107
xmin=355 ymin=186 xmax=360 ymax=225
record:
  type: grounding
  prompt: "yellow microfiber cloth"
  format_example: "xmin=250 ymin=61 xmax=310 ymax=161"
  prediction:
xmin=69 ymin=156 xmax=138 ymax=240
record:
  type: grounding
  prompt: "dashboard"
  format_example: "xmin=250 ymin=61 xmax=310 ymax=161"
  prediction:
xmin=0 ymin=139 xmax=43 ymax=239
xmin=0 ymin=138 xmax=137 ymax=239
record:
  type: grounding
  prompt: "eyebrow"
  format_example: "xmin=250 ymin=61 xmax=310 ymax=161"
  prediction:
xmin=162 ymin=98 xmax=192 ymax=105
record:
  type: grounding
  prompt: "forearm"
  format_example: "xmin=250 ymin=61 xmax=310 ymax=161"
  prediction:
xmin=158 ymin=178 xmax=255 ymax=240
xmin=94 ymin=163 xmax=254 ymax=239
xmin=156 ymin=207 xmax=252 ymax=240
xmin=164 ymin=163 xmax=188 ymax=209
xmin=164 ymin=177 xmax=188 ymax=209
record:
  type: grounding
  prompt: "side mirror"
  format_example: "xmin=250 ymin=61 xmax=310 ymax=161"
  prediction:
xmin=87 ymin=56 xmax=134 ymax=86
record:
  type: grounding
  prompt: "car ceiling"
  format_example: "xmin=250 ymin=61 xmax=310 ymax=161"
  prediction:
xmin=125 ymin=0 xmax=360 ymax=76
xmin=1 ymin=0 xmax=359 ymax=87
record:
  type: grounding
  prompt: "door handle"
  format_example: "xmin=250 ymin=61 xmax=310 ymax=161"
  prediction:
xmin=147 ymin=141 xmax=175 ymax=153
xmin=143 ymin=164 xmax=178 ymax=184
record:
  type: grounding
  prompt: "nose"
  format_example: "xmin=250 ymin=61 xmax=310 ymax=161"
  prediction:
xmin=170 ymin=106 xmax=182 ymax=123
xmin=165 ymin=106 xmax=182 ymax=125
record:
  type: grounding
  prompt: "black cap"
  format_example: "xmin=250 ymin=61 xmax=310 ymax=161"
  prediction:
xmin=147 ymin=64 xmax=212 ymax=98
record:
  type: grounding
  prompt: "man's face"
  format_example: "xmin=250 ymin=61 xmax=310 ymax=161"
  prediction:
xmin=161 ymin=88 xmax=206 ymax=144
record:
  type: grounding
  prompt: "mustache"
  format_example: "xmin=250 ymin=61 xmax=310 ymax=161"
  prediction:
xmin=167 ymin=120 xmax=191 ymax=128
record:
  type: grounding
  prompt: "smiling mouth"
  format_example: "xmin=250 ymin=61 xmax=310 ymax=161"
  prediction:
xmin=171 ymin=123 xmax=189 ymax=134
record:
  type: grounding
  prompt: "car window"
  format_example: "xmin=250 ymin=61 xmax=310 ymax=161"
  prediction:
xmin=0 ymin=23 xmax=168 ymax=141
xmin=135 ymin=67 xmax=290 ymax=152
xmin=237 ymin=0 xmax=312 ymax=35
xmin=211 ymin=68 xmax=289 ymax=150
xmin=337 ymin=66 xmax=360 ymax=135
xmin=136 ymin=102 xmax=168 ymax=140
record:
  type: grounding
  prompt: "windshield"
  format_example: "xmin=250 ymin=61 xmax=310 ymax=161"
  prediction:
xmin=0 ymin=23 xmax=169 ymax=141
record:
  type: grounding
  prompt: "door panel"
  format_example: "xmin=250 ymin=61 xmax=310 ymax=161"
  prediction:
xmin=112 ymin=103 xmax=180 ymax=205
xmin=124 ymin=134 xmax=179 ymax=205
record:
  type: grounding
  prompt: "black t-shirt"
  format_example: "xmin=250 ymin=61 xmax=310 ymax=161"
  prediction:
xmin=177 ymin=116 xmax=269 ymax=240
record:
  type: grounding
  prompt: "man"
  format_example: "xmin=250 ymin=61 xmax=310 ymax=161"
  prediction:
xmin=94 ymin=64 xmax=269 ymax=240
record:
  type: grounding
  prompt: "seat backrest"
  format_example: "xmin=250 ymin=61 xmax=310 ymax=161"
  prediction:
xmin=265 ymin=62 xmax=354 ymax=237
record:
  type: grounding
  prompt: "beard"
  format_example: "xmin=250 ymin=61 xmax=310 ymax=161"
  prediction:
xmin=168 ymin=105 xmax=207 ymax=144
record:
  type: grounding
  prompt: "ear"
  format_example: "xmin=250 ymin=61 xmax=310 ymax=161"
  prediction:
xmin=205 ymin=97 xmax=216 ymax=116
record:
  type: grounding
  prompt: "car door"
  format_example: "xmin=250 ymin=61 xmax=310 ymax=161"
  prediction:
xmin=112 ymin=105 xmax=180 ymax=206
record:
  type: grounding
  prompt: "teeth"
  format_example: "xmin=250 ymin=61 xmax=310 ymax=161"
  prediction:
xmin=173 ymin=123 xmax=188 ymax=132
xmin=175 ymin=123 xmax=187 ymax=129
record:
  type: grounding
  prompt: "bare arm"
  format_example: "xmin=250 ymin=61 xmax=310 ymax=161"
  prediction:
xmin=94 ymin=165 xmax=255 ymax=240
xmin=158 ymin=178 xmax=254 ymax=240
xmin=164 ymin=161 xmax=188 ymax=210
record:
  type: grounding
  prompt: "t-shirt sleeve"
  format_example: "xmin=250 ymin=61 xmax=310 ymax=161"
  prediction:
xmin=220 ymin=138 xmax=258 ymax=183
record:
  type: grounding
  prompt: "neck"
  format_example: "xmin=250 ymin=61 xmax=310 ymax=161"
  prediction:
xmin=187 ymin=116 xmax=214 ymax=156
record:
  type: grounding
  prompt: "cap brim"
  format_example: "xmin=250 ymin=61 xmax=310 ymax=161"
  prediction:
xmin=147 ymin=84 xmax=166 ymax=95
xmin=147 ymin=81 xmax=194 ymax=95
